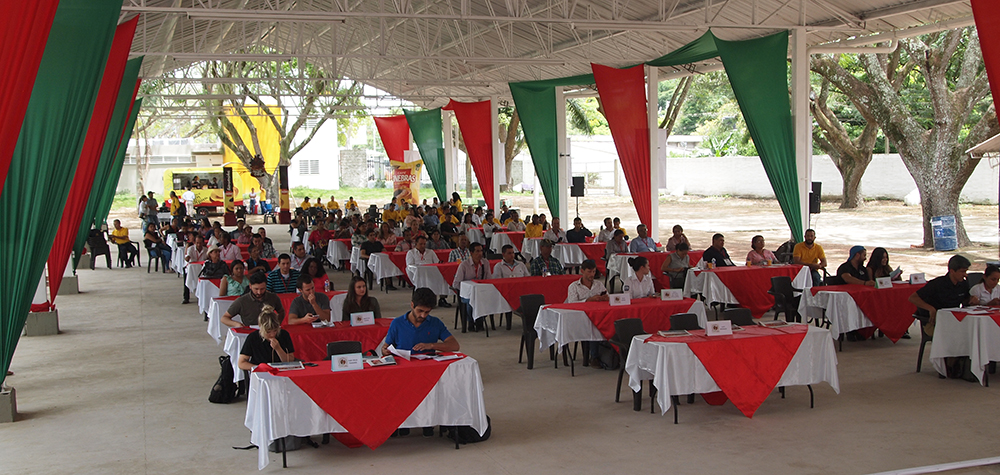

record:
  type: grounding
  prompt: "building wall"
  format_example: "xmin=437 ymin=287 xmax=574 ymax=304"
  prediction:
xmin=288 ymin=120 xmax=339 ymax=189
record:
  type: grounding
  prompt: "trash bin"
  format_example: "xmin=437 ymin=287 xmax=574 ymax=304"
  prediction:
xmin=931 ymin=215 xmax=957 ymax=251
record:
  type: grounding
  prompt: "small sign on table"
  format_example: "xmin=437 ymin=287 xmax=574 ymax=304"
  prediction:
xmin=661 ymin=288 xmax=683 ymax=301
xmin=351 ymin=311 xmax=375 ymax=326
xmin=609 ymin=293 xmax=631 ymax=306
xmin=910 ymin=273 xmax=926 ymax=285
xmin=331 ymin=352 xmax=363 ymax=371
xmin=875 ymin=277 xmax=893 ymax=289
xmin=706 ymin=320 xmax=733 ymax=336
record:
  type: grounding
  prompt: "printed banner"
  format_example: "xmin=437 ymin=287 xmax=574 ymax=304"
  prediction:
xmin=391 ymin=160 xmax=422 ymax=205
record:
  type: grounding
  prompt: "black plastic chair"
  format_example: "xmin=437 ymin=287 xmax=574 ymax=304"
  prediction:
xmin=116 ymin=241 xmax=140 ymax=268
xmin=87 ymin=229 xmax=112 ymax=270
xmin=670 ymin=313 xmax=702 ymax=331
xmin=518 ymin=294 xmax=546 ymax=369
xmin=144 ymin=240 xmax=166 ymax=273
xmin=768 ymin=276 xmax=802 ymax=322
xmin=724 ymin=308 xmax=754 ymax=327
xmin=609 ymin=318 xmax=645 ymax=403
xmin=326 ymin=341 xmax=362 ymax=359
xmin=967 ymin=272 xmax=984 ymax=289
xmin=914 ymin=310 xmax=932 ymax=373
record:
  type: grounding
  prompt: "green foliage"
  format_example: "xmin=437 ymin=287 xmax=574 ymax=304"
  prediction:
xmin=675 ymin=71 xmax=735 ymax=135
xmin=566 ymin=97 xmax=609 ymax=135
xmin=111 ymin=190 xmax=138 ymax=211
xmin=695 ymin=101 xmax=756 ymax=156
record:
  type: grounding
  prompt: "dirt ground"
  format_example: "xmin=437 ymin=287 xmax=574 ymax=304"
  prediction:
xmin=110 ymin=192 xmax=1000 ymax=279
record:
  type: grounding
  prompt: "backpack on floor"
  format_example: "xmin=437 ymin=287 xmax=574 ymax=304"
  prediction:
xmin=443 ymin=416 xmax=492 ymax=444
xmin=597 ymin=342 xmax=620 ymax=370
xmin=209 ymin=355 xmax=238 ymax=404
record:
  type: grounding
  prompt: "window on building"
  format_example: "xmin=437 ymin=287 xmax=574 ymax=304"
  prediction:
xmin=299 ymin=160 xmax=320 ymax=175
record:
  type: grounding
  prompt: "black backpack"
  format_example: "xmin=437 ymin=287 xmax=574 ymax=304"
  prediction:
xmin=209 ymin=355 xmax=238 ymax=404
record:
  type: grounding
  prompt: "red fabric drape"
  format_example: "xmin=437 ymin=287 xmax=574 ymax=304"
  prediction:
xmin=47 ymin=17 xmax=138 ymax=300
xmin=591 ymin=64 xmax=652 ymax=228
xmin=442 ymin=99 xmax=496 ymax=208
xmin=972 ymin=0 xmax=1000 ymax=128
xmin=0 ymin=0 xmax=61 ymax=199
xmin=374 ymin=115 xmax=410 ymax=162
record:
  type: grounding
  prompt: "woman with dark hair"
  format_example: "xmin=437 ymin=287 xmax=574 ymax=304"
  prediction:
xmin=623 ymin=256 xmax=656 ymax=299
xmin=450 ymin=191 xmax=463 ymax=214
xmin=143 ymin=223 xmax=173 ymax=271
xmin=199 ymin=217 xmax=214 ymax=241
xmin=865 ymin=247 xmax=901 ymax=281
xmin=219 ymin=260 xmax=249 ymax=296
xmin=301 ymin=257 xmax=330 ymax=291
xmin=342 ymin=275 xmax=382 ymax=321
xmin=745 ymin=235 xmax=777 ymax=266
xmin=970 ymin=264 xmax=1000 ymax=306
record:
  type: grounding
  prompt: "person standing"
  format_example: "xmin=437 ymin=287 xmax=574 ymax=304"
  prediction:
xmin=144 ymin=192 xmax=159 ymax=228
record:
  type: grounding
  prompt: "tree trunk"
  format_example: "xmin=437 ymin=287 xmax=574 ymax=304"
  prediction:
xmin=840 ymin=162 xmax=865 ymax=209
xmin=916 ymin=176 xmax=969 ymax=248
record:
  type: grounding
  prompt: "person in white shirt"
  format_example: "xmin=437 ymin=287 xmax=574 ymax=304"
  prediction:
xmin=970 ymin=264 xmax=1000 ymax=306
xmin=504 ymin=210 xmax=526 ymax=232
xmin=181 ymin=187 xmax=196 ymax=216
xmin=182 ymin=233 xmax=209 ymax=304
xmin=218 ymin=233 xmax=242 ymax=261
xmin=543 ymin=217 xmax=567 ymax=243
xmin=471 ymin=207 xmax=484 ymax=226
xmin=628 ymin=224 xmax=659 ymax=253
xmin=492 ymin=244 xmax=529 ymax=278
xmin=596 ymin=217 xmax=616 ymax=243
xmin=289 ymin=242 xmax=308 ymax=270
xmin=622 ymin=255 xmax=656 ymax=299
xmin=406 ymin=236 xmax=446 ymax=307
xmin=565 ymin=260 xmax=609 ymax=303
xmin=453 ymin=243 xmax=491 ymax=331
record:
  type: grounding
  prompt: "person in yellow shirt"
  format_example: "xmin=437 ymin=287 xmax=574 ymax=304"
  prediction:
xmin=793 ymin=228 xmax=828 ymax=285
xmin=612 ymin=217 xmax=629 ymax=240
xmin=110 ymin=219 xmax=139 ymax=268
xmin=169 ymin=191 xmax=182 ymax=216
xmin=503 ymin=210 xmax=525 ymax=231
xmin=300 ymin=197 xmax=312 ymax=210
xmin=449 ymin=192 xmax=463 ymax=213
xmin=525 ymin=215 xmax=544 ymax=238
xmin=326 ymin=195 xmax=339 ymax=210
xmin=346 ymin=196 xmax=358 ymax=209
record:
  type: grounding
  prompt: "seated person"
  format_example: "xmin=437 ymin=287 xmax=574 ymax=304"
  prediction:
xmin=289 ymin=242 xmax=309 ymax=271
xmin=866 ymin=247 xmax=902 ymax=281
xmin=218 ymin=233 xmax=242 ymax=261
xmin=605 ymin=229 xmax=628 ymax=259
xmin=380 ymin=287 xmax=460 ymax=354
xmin=566 ymin=260 xmax=608 ymax=303
xmin=628 ymin=224 xmax=659 ymax=253
xmin=971 ymin=264 xmax=1000 ymax=306
xmin=360 ymin=229 xmax=394 ymax=290
xmin=793 ymin=228 xmax=827 ymax=285
xmin=665 ymin=224 xmax=689 ymax=251
xmin=524 ymin=215 xmax=544 ymax=238
xmin=529 ymin=240 xmax=564 ymax=276
xmin=452 ymin=243 xmax=491 ymax=329
xmin=482 ymin=211 xmax=503 ymax=246
xmin=143 ymin=223 xmax=172 ymax=271
xmin=308 ymin=225 xmax=332 ymax=256
xmin=448 ymin=235 xmax=472 ymax=262
xmin=566 ymin=217 xmax=593 ymax=243
xmin=287 ymin=274 xmax=332 ymax=325
xmin=395 ymin=229 xmax=415 ymax=252
xmin=745 ymin=235 xmax=777 ymax=266
xmin=909 ymin=255 xmax=974 ymax=379
xmin=439 ymin=216 xmax=460 ymax=244
xmin=244 ymin=245 xmax=271 ymax=275
xmin=613 ymin=217 xmax=628 ymax=240
xmin=427 ymin=230 xmax=451 ymax=250
xmin=266 ymin=254 xmax=300 ymax=294
xmin=219 ymin=260 xmax=248 ymax=296
xmin=221 ymin=272 xmax=284 ymax=328
xmin=596 ymin=217 xmax=615 ymax=243
xmin=702 ymin=233 xmax=735 ymax=267
xmin=623 ymin=256 xmax=656 ymax=299
xmin=301 ymin=257 xmax=330 ymax=291
xmin=492 ymin=244 xmax=529 ymax=278
xmin=343 ymin=275 xmax=383 ymax=321
xmin=236 ymin=305 xmax=294 ymax=371
xmin=504 ymin=210 xmax=526 ymax=232
xmin=199 ymin=245 xmax=231 ymax=279
xmin=542 ymin=217 xmax=567 ymax=243
xmin=109 ymin=219 xmax=139 ymax=267
xmin=662 ymin=242 xmax=691 ymax=289
xmin=827 ymin=246 xmax=874 ymax=287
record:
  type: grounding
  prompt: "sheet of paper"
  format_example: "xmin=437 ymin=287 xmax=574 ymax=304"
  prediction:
xmin=433 ymin=354 xmax=464 ymax=361
xmin=387 ymin=344 xmax=411 ymax=361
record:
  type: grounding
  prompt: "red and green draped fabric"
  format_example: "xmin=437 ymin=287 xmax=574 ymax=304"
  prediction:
xmin=0 ymin=0 xmax=123 ymax=385
xmin=73 ymin=62 xmax=144 ymax=269
xmin=973 ymin=0 xmax=1000 ymax=128
xmin=0 ymin=0 xmax=61 ymax=198
xmin=373 ymin=115 xmax=410 ymax=162
xmin=591 ymin=64 xmax=652 ymax=227
xmin=48 ymin=17 xmax=138 ymax=299
xmin=509 ymin=31 xmax=802 ymax=240
xmin=442 ymin=99 xmax=495 ymax=208
xmin=402 ymin=108 xmax=448 ymax=201
xmin=94 ymin=96 xmax=144 ymax=230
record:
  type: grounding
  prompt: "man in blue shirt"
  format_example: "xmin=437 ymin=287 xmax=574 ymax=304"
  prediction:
xmin=628 ymin=224 xmax=659 ymax=253
xmin=381 ymin=287 xmax=460 ymax=354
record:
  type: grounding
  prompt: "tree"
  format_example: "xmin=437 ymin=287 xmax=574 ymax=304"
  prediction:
xmin=202 ymin=58 xmax=361 ymax=198
xmin=812 ymin=28 xmax=998 ymax=247
xmin=809 ymin=75 xmax=880 ymax=208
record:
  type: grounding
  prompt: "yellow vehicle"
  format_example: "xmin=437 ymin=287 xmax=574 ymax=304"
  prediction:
xmin=163 ymin=167 xmax=265 ymax=215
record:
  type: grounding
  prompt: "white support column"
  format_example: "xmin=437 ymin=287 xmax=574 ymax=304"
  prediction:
xmin=791 ymin=27 xmax=812 ymax=239
xmin=490 ymin=96 xmax=501 ymax=210
xmin=555 ymin=86 xmax=569 ymax=220
xmin=647 ymin=65 xmax=660 ymax=241
xmin=442 ymin=110 xmax=455 ymax=195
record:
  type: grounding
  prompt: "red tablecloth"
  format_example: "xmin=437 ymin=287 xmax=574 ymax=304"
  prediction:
xmin=237 ymin=243 xmax=250 ymax=259
xmin=697 ymin=265 xmax=803 ymax=318
xmin=474 ymin=274 xmax=580 ymax=310
xmin=546 ymin=298 xmax=701 ymax=339
xmin=812 ymin=283 xmax=923 ymax=342
xmin=497 ymin=231 xmax=525 ymax=250
xmin=424 ymin=261 xmax=463 ymax=287
xmin=646 ymin=324 xmax=808 ymax=418
xmin=279 ymin=318 xmax=392 ymax=361
xmin=255 ymin=356 xmax=462 ymax=449
xmin=952 ymin=309 xmax=1000 ymax=327
xmin=385 ymin=250 xmax=452 ymax=283
xmin=620 ymin=250 xmax=704 ymax=291
xmin=575 ymin=242 xmax=608 ymax=272
xmin=276 ymin=290 xmax=345 ymax=325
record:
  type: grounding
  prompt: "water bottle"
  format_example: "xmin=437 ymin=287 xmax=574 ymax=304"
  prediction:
xmin=324 ymin=280 xmax=330 ymax=292
xmin=711 ymin=258 xmax=717 ymax=269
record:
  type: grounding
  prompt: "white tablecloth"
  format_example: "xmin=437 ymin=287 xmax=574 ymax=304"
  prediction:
xmin=466 ymin=228 xmax=486 ymax=245
xmin=684 ymin=265 xmax=812 ymax=305
xmin=166 ymin=234 xmax=186 ymax=274
xmin=625 ymin=325 xmax=840 ymax=415
xmin=195 ymin=278 xmax=221 ymax=315
xmin=349 ymin=247 xmax=361 ymax=273
xmin=798 ymin=289 xmax=870 ymax=338
xmin=535 ymin=300 xmax=708 ymax=353
xmin=246 ymin=357 xmax=488 ymax=470
xmin=459 ymin=280 xmax=511 ymax=320
xmin=185 ymin=262 xmax=203 ymax=292
xmin=368 ymin=252 xmax=403 ymax=281
xmin=490 ymin=232 xmax=520 ymax=253
xmin=931 ymin=308 xmax=1000 ymax=385
xmin=522 ymin=238 xmax=542 ymax=260
xmin=608 ymin=253 xmax=703 ymax=280
xmin=325 ymin=240 xmax=351 ymax=265
xmin=553 ymin=243 xmax=587 ymax=267
xmin=410 ymin=265 xmax=451 ymax=296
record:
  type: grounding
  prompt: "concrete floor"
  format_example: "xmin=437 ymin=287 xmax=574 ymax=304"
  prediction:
xmin=3 ymin=224 xmax=1000 ymax=475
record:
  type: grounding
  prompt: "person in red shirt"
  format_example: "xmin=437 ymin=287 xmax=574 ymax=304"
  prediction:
xmin=308 ymin=224 xmax=332 ymax=258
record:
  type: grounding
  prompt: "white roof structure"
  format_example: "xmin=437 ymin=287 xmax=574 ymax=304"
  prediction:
xmin=123 ymin=0 xmax=976 ymax=108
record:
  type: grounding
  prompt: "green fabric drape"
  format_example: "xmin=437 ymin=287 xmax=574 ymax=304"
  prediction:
xmin=716 ymin=32 xmax=802 ymax=242
xmin=508 ymin=30 xmax=802 ymax=240
xmin=94 ymin=98 xmax=143 ymax=230
xmin=72 ymin=58 xmax=143 ymax=269
xmin=0 ymin=0 xmax=122 ymax=385
xmin=402 ymin=108 xmax=448 ymax=202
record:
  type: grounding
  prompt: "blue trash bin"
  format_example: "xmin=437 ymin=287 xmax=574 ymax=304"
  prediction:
xmin=931 ymin=215 xmax=957 ymax=251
